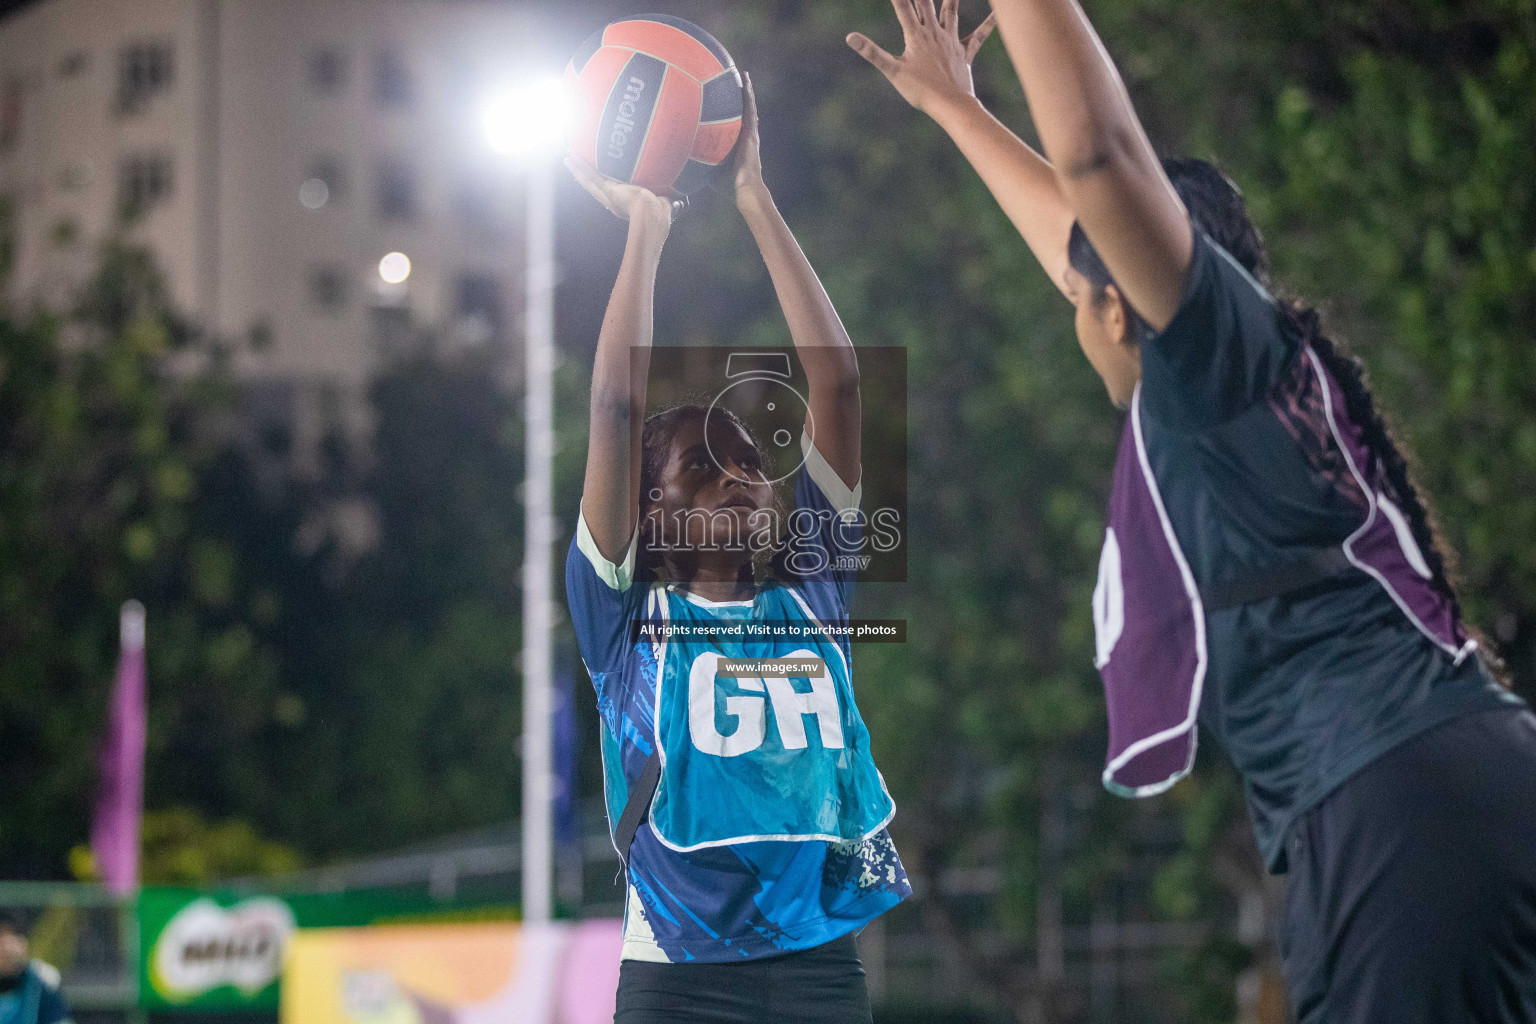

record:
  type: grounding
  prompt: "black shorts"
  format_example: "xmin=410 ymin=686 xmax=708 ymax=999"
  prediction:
xmin=1280 ymin=706 xmax=1536 ymax=1023
xmin=613 ymin=934 xmax=871 ymax=1024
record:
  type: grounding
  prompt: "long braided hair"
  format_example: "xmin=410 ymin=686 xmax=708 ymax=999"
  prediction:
xmin=1067 ymin=158 xmax=1508 ymax=684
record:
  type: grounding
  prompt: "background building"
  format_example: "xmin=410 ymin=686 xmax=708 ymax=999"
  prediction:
xmin=0 ymin=0 xmax=537 ymax=405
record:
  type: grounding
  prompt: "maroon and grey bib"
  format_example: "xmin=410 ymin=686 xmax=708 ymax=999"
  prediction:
xmin=1094 ymin=347 xmax=1474 ymax=796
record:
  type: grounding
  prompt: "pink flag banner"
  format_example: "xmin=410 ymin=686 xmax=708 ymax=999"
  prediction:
xmin=91 ymin=600 xmax=147 ymax=896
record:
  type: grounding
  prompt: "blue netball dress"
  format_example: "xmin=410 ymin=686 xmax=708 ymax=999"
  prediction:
xmin=566 ymin=434 xmax=909 ymax=963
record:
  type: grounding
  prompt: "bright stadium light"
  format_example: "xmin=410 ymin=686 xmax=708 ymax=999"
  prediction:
xmin=477 ymin=67 xmax=569 ymax=928
xmin=378 ymin=252 xmax=411 ymax=284
xmin=482 ymin=77 xmax=574 ymax=159
xmin=478 ymin=70 xmax=570 ymax=929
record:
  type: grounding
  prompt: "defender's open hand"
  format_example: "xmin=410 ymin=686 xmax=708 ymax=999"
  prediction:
xmin=847 ymin=0 xmax=996 ymax=115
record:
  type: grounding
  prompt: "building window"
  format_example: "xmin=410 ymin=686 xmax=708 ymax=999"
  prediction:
xmin=374 ymin=159 xmax=416 ymax=222
xmin=308 ymin=265 xmax=348 ymax=313
xmin=58 ymin=160 xmax=94 ymax=192
xmin=118 ymin=154 xmax=174 ymax=216
xmin=308 ymin=47 xmax=346 ymax=94
xmin=372 ymin=50 xmax=413 ymax=108
xmin=51 ymin=216 xmax=80 ymax=248
xmin=0 ymin=81 xmax=20 ymax=155
xmin=117 ymin=41 xmax=175 ymax=115
xmin=454 ymin=273 xmax=503 ymax=344
xmin=58 ymin=50 xmax=91 ymax=79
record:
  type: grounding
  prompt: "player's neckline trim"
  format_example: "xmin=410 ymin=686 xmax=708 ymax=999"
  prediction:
xmin=664 ymin=583 xmax=756 ymax=608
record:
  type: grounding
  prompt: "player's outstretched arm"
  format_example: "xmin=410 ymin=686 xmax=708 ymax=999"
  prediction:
xmin=986 ymin=0 xmax=1192 ymax=329
xmin=733 ymin=74 xmax=861 ymax=490
xmin=848 ymin=0 xmax=1075 ymax=297
xmin=567 ymin=157 xmax=682 ymax=562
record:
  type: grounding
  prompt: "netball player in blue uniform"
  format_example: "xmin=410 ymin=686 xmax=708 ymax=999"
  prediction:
xmin=564 ymin=77 xmax=907 ymax=1024
xmin=851 ymin=1 xmax=1536 ymax=1019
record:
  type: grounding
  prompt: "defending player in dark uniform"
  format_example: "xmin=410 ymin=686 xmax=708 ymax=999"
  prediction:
xmin=565 ymin=78 xmax=906 ymax=1023
xmin=850 ymin=0 xmax=1536 ymax=1019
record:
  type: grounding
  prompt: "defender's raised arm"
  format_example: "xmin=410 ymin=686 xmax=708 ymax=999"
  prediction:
xmin=986 ymin=0 xmax=1192 ymax=328
xmin=848 ymin=0 xmax=1077 ymax=296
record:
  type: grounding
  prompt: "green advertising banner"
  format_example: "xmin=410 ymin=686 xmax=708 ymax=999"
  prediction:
xmin=137 ymin=887 xmax=513 ymax=1011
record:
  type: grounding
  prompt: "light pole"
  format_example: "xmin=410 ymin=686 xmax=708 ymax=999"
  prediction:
xmin=522 ymin=156 xmax=556 ymax=927
xmin=484 ymin=77 xmax=571 ymax=928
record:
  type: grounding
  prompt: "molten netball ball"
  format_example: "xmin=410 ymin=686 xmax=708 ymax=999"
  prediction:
xmin=565 ymin=15 xmax=744 ymax=197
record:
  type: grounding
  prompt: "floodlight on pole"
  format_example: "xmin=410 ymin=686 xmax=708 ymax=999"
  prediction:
xmin=483 ymin=72 xmax=569 ymax=929
xmin=521 ymin=158 xmax=556 ymax=928
xmin=482 ymin=77 xmax=574 ymax=160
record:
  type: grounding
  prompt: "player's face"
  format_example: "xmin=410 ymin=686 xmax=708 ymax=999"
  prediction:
xmin=652 ymin=415 xmax=775 ymax=556
xmin=0 ymin=929 xmax=27 ymax=975
xmin=1065 ymin=267 xmax=1142 ymax=410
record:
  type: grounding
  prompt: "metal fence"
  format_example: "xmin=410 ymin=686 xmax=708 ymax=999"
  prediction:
xmin=3 ymin=796 xmax=1279 ymax=1024
xmin=0 ymin=881 xmax=137 ymax=1012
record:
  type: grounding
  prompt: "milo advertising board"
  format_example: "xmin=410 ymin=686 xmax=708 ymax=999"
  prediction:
xmin=138 ymin=888 xmax=505 ymax=1010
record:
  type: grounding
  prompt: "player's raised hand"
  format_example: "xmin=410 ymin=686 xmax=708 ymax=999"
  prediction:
xmin=565 ymin=155 xmax=684 ymax=226
xmin=731 ymin=73 xmax=767 ymax=204
xmin=846 ymin=0 xmax=996 ymax=115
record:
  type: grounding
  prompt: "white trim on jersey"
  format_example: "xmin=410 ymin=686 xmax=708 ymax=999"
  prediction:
xmin=1306 ymin=347 xmax=1476 ymax=664
xmin=799 ymin=430 xmax=862 ymax=517
xmin=666 ymin=584 xmax=754 ymax=608
xmin=620 ymin=884 xmax=671 ymax=963
xmin=577 ymin=510 xmax=639 ymax=591
xmin=1101 ymin=384 xmax=1209 ymax=799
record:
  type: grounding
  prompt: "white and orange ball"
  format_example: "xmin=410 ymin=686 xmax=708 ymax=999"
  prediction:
xmin=565 ymin=15 xmax=744 ymax=197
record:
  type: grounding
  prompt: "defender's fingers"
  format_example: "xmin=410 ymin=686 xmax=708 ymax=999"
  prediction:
xmin=846 ymin=33 xmax=902 ymax=78
xmin=911 ymin=0 xmax=933 ymax=27
xmin=965 ymin=12 xmax=997 ymax=57
xmin=939 ymin=0 xmax=959 ymax=29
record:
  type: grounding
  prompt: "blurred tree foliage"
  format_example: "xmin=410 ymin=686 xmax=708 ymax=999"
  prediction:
xmin=116 ymin=807 xmax=301 ymax=886
xmin=0 ymin=248 xmax=526 ymax=874
xmin=0 ymin=239 xmax=270 ymax=877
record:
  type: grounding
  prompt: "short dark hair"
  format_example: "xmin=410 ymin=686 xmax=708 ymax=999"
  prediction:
xmin=0 ymin=910 xmax=26 ymax=937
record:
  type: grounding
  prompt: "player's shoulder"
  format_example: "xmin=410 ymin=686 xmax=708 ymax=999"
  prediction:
xmin=568 ymin=511 xmax=641 ymax=593
xmin=796 ymin=432 xmax=861 ymax=515
xmin=31 ymin=960 xmax=63 ymax=990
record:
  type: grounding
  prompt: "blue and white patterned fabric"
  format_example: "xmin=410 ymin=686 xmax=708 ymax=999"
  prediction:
xmin=566 ymin=433 xmax=909 ymax=962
